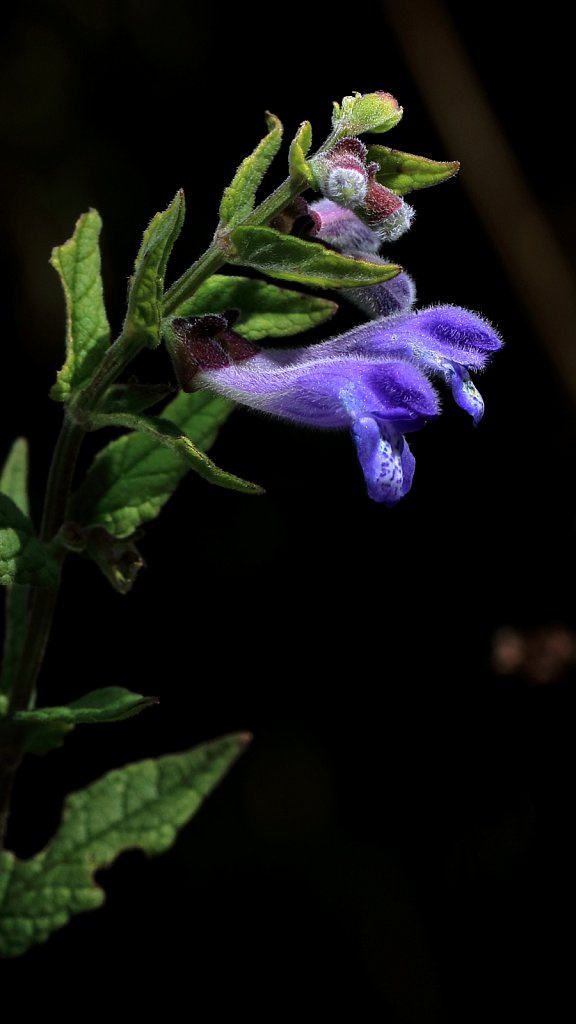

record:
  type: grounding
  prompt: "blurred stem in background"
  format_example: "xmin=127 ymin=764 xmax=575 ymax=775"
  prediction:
xmin=382 ymin=0 xmax=576 ymax=404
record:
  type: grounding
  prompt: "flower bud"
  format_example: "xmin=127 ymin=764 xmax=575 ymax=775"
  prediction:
xmin=333 ymin=91 xmax=403 ymax=136
xmin=311 ymin=138 xmax=369 ymax=209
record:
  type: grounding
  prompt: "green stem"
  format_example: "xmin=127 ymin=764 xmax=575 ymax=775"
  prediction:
xmin=0 ymin=740 xmax=20 ymax=849
xmin=0 ymin=416 xmax=84 ymax=847
xmin=0 ymin=323 xmax=156 ymax=848
xmin=8 ymin=416 xmax=84 ymax=718
xmin=162 ymin=244 xmax=227 ymax=317
xmin=3 ymin=317 xmax=152 ymax=712
xmin=0 ymin=125 xmax=338 ymax=848
xmin=163 ymin=174 xmax=307 ymax=315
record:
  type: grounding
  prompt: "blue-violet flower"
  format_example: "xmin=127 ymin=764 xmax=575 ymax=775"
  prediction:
xmin=167 ymin=201 xmax=501 ymax=505
xmin=171 ymin=299 xmax=502 ymax=505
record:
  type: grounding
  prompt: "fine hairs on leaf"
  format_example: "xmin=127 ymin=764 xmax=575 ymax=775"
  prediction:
xmin=50 ymin=211 xmax=111 ymax=402
xmin=0 ymin=89 xmax=494 ymax=962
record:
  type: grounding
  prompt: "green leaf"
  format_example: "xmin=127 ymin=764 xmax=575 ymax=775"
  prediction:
xmin=0 ymin=734 xmax=250 ymax=958
xmin=172 ymin=274 xmax=337 ymax=341
xmin=124 ymin=191 xmax=185 ymax=349
xmin=14 ymin=686 xmax=159 ymax=725
xmin=366 ymin=145 xmax=460 ymax=196
xmin=219 ymin=113 xmax=283 ymax=228
xmin=0 ymin=495 xmax=60 ymax=589
xmin=10 ymin=686 xmax=156 ymax=757
xmin=89 ymin=412 xmax=262 ymax=497
xmin=1 ymin=440 xmax=31 ymax=708
xmin=0 ymin=439 xmax=29 ymax=516
xmin=230 ymin=226 xmax=402 ymax=288
xmin=289 ymin=121 xmax=314 ymax=183
xmin=71 ymin=391 xmax=249 ymax=538
xmin=23 ymin=721 xmax=74 ymax=756
xmin=332 ymin=91 xmax=403 ymax=137
xmin=50 ymin=211 xmax=111 ymax=402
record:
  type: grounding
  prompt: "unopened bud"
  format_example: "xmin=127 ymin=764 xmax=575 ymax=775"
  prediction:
xmin=333 ymin=91 xmax=403 ymax=137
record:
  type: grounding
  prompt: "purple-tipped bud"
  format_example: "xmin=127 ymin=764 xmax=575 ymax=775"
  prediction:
xmin=311 ymin=198 xmax=382 ymax=255
xmin=311 ymin=138 xmax=410 ymax=239
xmin=313 ymin=138 xmax=370 ymax=209
xmin=363 ymin=165 xmax=404 ymax=227
xmin=164 ymin=313 xmax=258 ymax=392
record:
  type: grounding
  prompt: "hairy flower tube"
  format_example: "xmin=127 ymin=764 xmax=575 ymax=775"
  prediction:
xmin=311 ymin=198 xmax=416 ymax=317
xmin=309 ymin=200 xmax=499 ymax=424
xmin=167 ymin=301 xmax=502 ymax=505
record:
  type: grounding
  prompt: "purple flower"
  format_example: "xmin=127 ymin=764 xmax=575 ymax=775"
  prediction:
xmin=311 ymin=198 xmax=416 ymax=316
xmin=309 ymin=201 xmax=500 ymax=425
xmin=322 ymin=305 xmax=500 ymax=426
xmin=169 ymin=301 xmax=502 ymax=505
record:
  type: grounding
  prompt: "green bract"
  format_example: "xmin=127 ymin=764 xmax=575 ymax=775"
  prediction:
xmin=366 ymin=145 xmax=460 ymax=195
xmin=229 ymin=226 xmax=401 ymax=288
xmin=332 ymin=91 xmax=403 ymax=138
xmin=220 ymin=113 xmax=283 ymax=228
xmin=124 ymin=191 xmax=185 ymax=349
xmin=289 ymin=120 xmax=314 ymax=183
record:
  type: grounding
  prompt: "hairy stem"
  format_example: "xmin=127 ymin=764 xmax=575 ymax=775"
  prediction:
xmin=163 ymin=174 xmax=308 ymax=315
xmin=162 ymin=244 xmax=227 ymax=317
xmin=0 ymin=417 xmax=83 ymax=847
xmin=0 ymin=325 xmax=155 ymax=847
xmin=8 ymin=417 xmax=83 ymax=715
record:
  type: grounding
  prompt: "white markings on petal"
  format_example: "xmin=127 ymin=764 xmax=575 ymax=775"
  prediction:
xmin=351 ymin=415 xmax=406 ymax=504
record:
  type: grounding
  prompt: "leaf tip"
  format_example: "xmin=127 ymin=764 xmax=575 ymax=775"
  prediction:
xmin=141 ymin=695 xmax=160 ymax=710
xmin=224 ymin=731 xmax=253 ymax=756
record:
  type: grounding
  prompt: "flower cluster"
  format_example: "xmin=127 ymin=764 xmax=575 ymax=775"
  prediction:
xmin=168 ymin=201 xmax=501 ymax=506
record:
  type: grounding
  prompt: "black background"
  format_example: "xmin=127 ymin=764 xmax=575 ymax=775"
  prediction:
xmin=1 ymin=1 xmax=575 ymax=1018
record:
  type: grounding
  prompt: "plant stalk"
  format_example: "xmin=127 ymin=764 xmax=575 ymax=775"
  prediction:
xmin=0 ymin=135 xmax=331 ymax=848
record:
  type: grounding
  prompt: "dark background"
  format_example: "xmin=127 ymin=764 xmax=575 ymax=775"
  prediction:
xmin=1 ymin=1 xmax=575 ymax=1018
